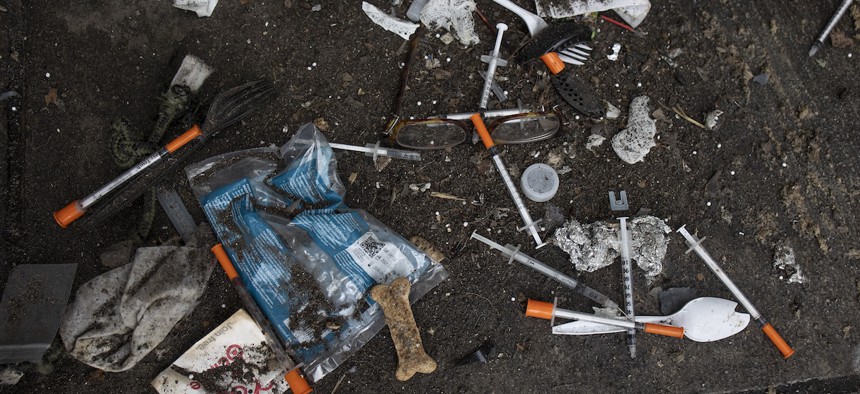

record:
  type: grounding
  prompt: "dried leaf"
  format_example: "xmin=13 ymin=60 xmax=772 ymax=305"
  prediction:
xmin=831 ymin=30 xmax=854 ymax=48
xmin=45 ymin=88 xmax=59 ymax=106
xmin=348 ymin=172 xmax=358 ymax=184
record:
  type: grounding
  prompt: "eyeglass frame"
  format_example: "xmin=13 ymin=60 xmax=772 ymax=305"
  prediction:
xmin=385 ymin=109 xmax=567 ymax=150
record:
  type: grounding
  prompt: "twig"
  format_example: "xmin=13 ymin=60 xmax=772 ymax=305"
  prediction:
xmin=600 ymin=14 xmax=646 ymax=37
xmin=430 ymin=191 xmax=465 ymax=201
xmin=659 ymin=102 xmax=707 ymax=130
xmin=330 ymin=373 xmax=347 ymax=394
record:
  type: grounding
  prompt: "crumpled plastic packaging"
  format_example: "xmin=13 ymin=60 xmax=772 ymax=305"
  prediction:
xmin=553 ymin=215 xmax=670 ymax=277
xmin=362 ymin=2 xmax=420 ymax=40
xmin=773 ymin=244 xmax=806 ymax=284
xmin=534 ymin=0 xmax=651 ymax=29
xmin=612 ymin=96 xmax=657 ymax=164
xmin=60 ymin=226 xmax=216 ymax=372
xmin=420 ymin=0 xmax=479 ymax=46
xmin=173 ymin=0 xmax=218 ymax=17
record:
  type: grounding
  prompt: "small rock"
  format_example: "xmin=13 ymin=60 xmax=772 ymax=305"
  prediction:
xmin=605 ymin=102 xmax=621 ymax=119
xmin=439 ymin=33 xmax=455 ymax=45
xmin=696 ymin=273 xmax=705 ymax=281
xmin=434 ymin=69 xmax=453 ymax=80
xmin=311 ymin=4 xmax=321 ymax=11
xmin=585 ymin=134 xmax=606 ymax=151
xmin=752 ymin=73 xmax=769 ymax=85
xmin=798 ymin=106 xmax=813 ymax=120
xmin=313 ymin=117 xmax=330 ymax=131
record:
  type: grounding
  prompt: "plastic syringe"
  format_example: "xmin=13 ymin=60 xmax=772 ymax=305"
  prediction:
xmin=471 ymin=231 xmax=618 ymax=309
xmin=211 ymin=244 xmax=314 ymax=394
xmin=618 ymin=217 xmax=637 ymax=359
xmin=676 ymin=226 xmax=795 ymax=359
xmin=471 ymin=114 xmax=544 ymax=247
xmin=329 ymin=141 xmax=421 ymax=161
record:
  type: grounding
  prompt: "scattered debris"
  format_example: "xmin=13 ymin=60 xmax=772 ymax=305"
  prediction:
xmin=831 ymin=30 xmax=854 ymax=48
xmin=370 ymin=278 xmax=437 ymax=381
xmin=607 ymin=43 xmax=622 ymax=61
xmin=553 ymin=215 xmax=671 ymax=277
xmin=605 ymin=102 xmax=621 ymax=119
xmin=172 ymin=0 xmax=218 ymax=17
xmin=420 ymin=0 xmax=479 ymax=46
xmin=705 ymin=110 xmax=724 ymax=131
xmin=586 ymin=134 xmax=606 ymax=151
xmin=362 ymin=2 xmax=419 ymax=40
xmin=44 ymin=88 xmax=59 ymax=106
xmin=454 ymin=340 xmax=495 ymax=367
xmin=612 ymin=96 xmax=657 ymax=164
xmin=430 ymin=191 xmax=464 ymax=201
xmin=774 ymin=244 xmax=807 ymax=284
xmin=313 ymin=117 xmax=330 ymax=131
xmin=665 ymin=103 xmax=707 ymax=130
xmin=752 ymin=73 xmax=769 ymax=85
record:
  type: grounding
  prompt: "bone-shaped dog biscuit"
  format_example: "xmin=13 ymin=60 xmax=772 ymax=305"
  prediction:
xmin=370 ymin=277 xmax=437 ymax=381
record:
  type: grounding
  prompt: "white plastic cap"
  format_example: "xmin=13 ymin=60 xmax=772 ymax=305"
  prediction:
xmin=520 ymin=163 xmax=559 ymax=202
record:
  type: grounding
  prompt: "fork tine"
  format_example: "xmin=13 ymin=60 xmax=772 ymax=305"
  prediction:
xmin=559 ymin=50 xmax=588 ymax=62
xmin=574 ymin=43 xmax=593 ymax=51
xmin=562 ymin=47 xmax=591 ymax=58
xmin=557 ymin=53 xmax=585 ymax=66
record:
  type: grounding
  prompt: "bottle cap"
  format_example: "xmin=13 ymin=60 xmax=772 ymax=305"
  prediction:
xmin=520 ymin=163 xmax=559 ymax=202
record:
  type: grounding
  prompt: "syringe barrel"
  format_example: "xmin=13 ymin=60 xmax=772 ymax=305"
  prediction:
xmin=677 ymin=226 xmax=762 ymax=319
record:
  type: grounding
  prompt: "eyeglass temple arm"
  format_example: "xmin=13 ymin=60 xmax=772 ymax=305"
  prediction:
xmin=392 ymin=26 xmax=424 ymax=117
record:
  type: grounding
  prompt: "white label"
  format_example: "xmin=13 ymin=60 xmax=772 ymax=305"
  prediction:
xmin=346 ymin=232 xmax=410 ymax=283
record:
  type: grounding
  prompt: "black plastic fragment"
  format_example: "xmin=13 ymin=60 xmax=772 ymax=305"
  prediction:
xmin=454 ymin=340 xmax=496 ymax=367
xmin=550 ymin=73 xmax=605 ymax=118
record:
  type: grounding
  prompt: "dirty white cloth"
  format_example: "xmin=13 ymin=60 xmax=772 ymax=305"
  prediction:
xmin=421 ymin=0 xmax=479 ymax=46
xmin=60 ymin=228 xmax=215 ymax=372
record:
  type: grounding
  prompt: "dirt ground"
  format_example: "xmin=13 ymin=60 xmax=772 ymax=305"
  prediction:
xmin=2 ymin=0 xmax=860 ymax=392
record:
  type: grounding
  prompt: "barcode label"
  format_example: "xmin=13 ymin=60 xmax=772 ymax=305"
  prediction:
xmin=345 ymin=232 xmax=410 ymax=283
xmin=359 ymin=235 xmax=384 ymax=256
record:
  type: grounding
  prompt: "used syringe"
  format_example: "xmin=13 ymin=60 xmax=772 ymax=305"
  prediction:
xmin=618 ymin=217 xmax=637 ymax=359
xmin=471 ymin=231 xmax=618 ymax=309
xmin=676 ymin=226 xmax=795 ymax=358
xmin=329 ymin=141 xmax=421 ymax=161
xmin=471 ymin=114 xmax=544 ymax=247
xmin=211 ymin=244 xmax=313 ymax=394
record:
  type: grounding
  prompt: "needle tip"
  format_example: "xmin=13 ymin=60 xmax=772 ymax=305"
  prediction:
xmin=809 ymin=42 xmax=821 ymax=57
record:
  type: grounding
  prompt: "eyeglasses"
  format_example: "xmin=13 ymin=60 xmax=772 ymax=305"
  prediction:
xmin=385 ymin=27 xmax=564 ymax=150
xmin=387 ymin=110 xmax=564 ymax=150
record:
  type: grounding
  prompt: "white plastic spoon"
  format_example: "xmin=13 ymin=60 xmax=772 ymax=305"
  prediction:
xmin=552 ymin=297 xmax=751 ymax=342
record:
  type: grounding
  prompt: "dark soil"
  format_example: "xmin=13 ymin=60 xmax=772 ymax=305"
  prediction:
xmin=2 ymin=0 xmax=860 ymax=393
